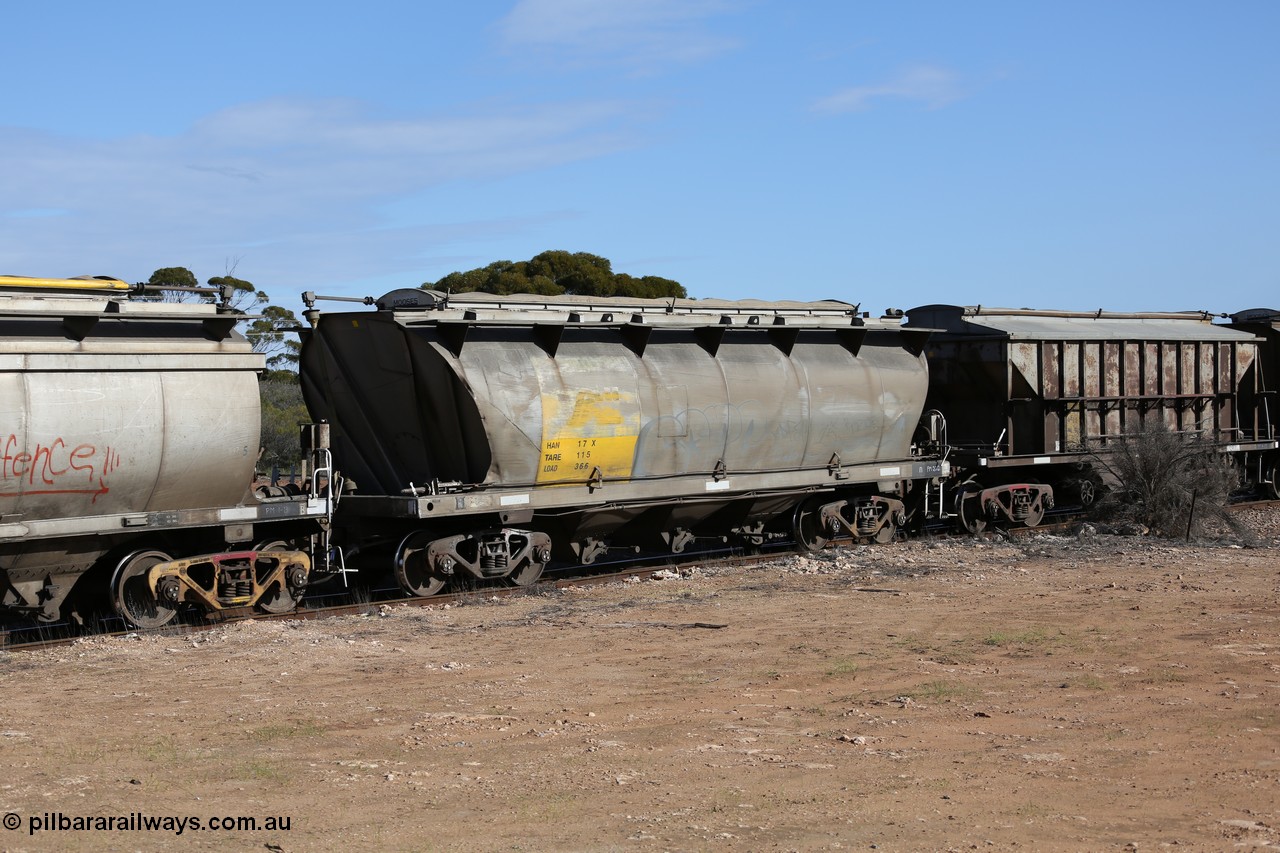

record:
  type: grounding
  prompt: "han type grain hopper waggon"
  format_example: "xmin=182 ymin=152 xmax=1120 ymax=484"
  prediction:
xmin=297 ymin=289 xmax=948 ymax=595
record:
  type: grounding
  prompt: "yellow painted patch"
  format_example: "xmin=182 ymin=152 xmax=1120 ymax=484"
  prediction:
xmin=538 ymin=435 xmax=638 ymax=482
xmin=537 ymin=389 xmax=639 ymax=483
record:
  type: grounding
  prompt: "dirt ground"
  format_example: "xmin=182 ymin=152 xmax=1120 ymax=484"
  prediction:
xmin=2 ymin=512 xmax=1278 ymax=853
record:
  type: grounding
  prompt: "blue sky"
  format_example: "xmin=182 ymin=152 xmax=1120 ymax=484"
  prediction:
xmin=3 ymin=1 xmax=1277 ymax=314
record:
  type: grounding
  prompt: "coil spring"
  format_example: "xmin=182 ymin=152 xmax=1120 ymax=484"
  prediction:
xmin=1010 ymin=490 xmax=1032 ymax=520
xmin=219 ymin=572 xmax=254 ymax=600
xmin=480 ymin=552 xmax=509 ymax=571
xmin=855 ymin=505 xmax=879 ymax=536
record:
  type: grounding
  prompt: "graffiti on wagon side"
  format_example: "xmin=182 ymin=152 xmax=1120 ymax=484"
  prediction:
xmin=0 ymin=435 xmax=123 ymax=501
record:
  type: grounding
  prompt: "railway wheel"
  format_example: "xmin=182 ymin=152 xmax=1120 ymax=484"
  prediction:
xmin=1077 ymin=478 xmax=1097 ymax=508
xmin=507 ymin=536 xmax=551 ymax=588
xmin=792 ymin=499 xmax=829 ymax=551
xmin=874 ymin=518 xmax=898 ymax=545
xmin=507 ymin=557 xmax=544 ymax=588
xmin=253 ymin=539 xmax=300 ymax=615
xmin=955 ymin=480 xmax=987 ymax=534
xmin=111 ymin=549 xmax=178 ymax=630
xmin=394 ymin=531 xmax=447 ymax=597
xmin=1263 ymin=461 xmax=1280 ymax=500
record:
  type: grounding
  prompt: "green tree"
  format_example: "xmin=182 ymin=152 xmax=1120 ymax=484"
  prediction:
xmin=424 ymin=251 xmax=687 ymax=298
xmin=207 ymin=274 xmax=269 ymax=313
xmin=147 ymin=266 xmax=199 ymax=289
xmin=258 ymin=378 xmax=309 ymax=468
xmin=146 ymin=266 xmax=301 ymax=369
xmin=146 ymin=266 xmax=201 ymax=303
xmin=245 ymin=304 xmax=302 ymax=371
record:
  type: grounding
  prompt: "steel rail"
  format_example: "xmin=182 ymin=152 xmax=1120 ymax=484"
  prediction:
xmin=6 ymin=497 xmax=1275 ymax=653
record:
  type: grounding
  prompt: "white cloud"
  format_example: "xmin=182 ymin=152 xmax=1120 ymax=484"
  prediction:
xmin=0 ymin=98 xmax=638 ymax=295
xmin=813 ymin=65 xmax=965 ymax=114
xmin=497 ymin=0 xmax=742 ymax=71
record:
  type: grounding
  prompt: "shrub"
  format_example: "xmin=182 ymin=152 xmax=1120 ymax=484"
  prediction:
xmin=1094 ymin=420 xmax=1242 ymax=538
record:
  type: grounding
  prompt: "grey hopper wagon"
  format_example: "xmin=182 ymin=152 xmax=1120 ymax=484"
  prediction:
xmin=299 ymin=289 xmax=945 ymax=594
xmin=0 ymin=276 xmax=332 ymax=628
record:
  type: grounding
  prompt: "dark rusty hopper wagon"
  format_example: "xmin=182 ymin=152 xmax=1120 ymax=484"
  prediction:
xmin=1227 ymin=308 xmax=1280 ymax=497
xmin=906 ymin=305 xmax=1279 ymax=528
xmin=299 ymin=290 xmax=945 ymax=595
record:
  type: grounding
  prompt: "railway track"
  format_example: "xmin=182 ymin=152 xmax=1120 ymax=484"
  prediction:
xmin=1232 ymin=498 xmax=1280 ymax=512
xmin=0 ymin=545 xmax=790 ymax=653
xmin=6 ymin=497 xmax=1274 ymax=653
